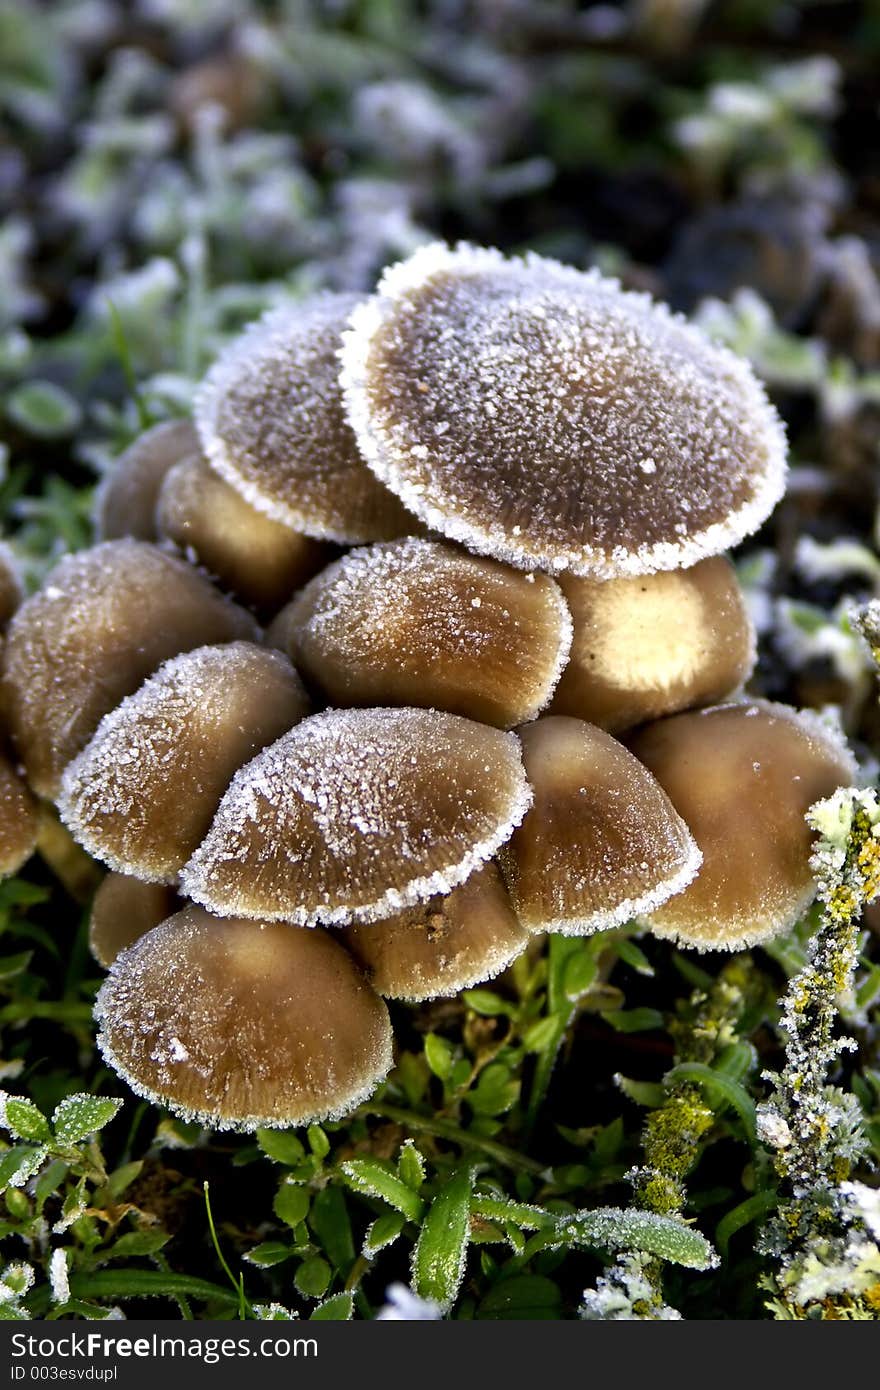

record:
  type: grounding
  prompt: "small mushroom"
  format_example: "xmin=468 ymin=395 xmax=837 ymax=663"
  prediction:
xmin=498 ymin=716 xmax=701 ymax=934
xmin=342 ymin=861 xmax=529 ymax=1000
xmin=155 ymin=453 xmax=333 ymax=610
xmin=89 ymin=873 xmax=177 ymax=968
xmin=193 ymin=295 xmax=417 ymax=543
xmin=281 ymin=537 xmax=572 ymax=727
xmin=0 ymin=745 xmax=38 ymax=880
xmin=341 ymin=242 xmax=787 ymax=577
xmin=96 ymin=420 xmax=199 ymax=542
xmin=629 ymin=700 xmax=858 ymax=949
xmin=549 ymin=557 xmax=755 ymax=732
xmin=59 ymin=643 xmax=309 ymax=883
xmin=181 ymin=706 xmax=532 ymax=926
xmin=95 ymin=906 xmax=394 ymax=1129
xmin=2 ymin=540 xmax=257 ymax=797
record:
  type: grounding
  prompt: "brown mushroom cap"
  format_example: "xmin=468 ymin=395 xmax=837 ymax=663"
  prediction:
xmin=193 ymin=294 xmax=417 ymax=543
xmin=96 ymin=419 xmax=199 ymax=542
xmin=2 ymin=540 xmax=257 ymax=798
xmin=59 ymin=643 xmax=309 ymax=883
xmin=0 ymin=745 xmax=38 ymax=879
xmin=549 ymin=557 xmax=756 ymax=733
xmin=341 ymin=243 xmax=787 ymax=578
xmin=629 ymin=700 xmax=858 ymax=950
xmin=0 ymin=543 xmax=24 ymax=631
xmin=498 ymin=715 xmax=701 ymax=934
xmin=155 ymin=453 xmax=333 ymax=610
xmin=95 ymin=906 xmax=394 ymax=1129
xmin=342 ymin=861 xmax=529 ymax=1000
xmin=89 ymin=873 xmax=177 ymax=968
xmin=181 ymin=706 xmax=532 ymax=927
xmin=282 ymin=537 xmax=572 ymax=727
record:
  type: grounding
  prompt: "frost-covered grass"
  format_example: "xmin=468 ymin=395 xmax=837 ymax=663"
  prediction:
xmin=2 ymin=0 xmax=880 ymax=1320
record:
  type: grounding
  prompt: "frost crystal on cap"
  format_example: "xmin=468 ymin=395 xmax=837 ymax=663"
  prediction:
xmin=194 ymin=294 xmax=417 ymax=543
xmin=96 ymin=907 xmax=394 ymax=1130
xmin=630 ymin=700 xmax=858 ymax=950
xmin=59 ymin=643 xmax=310 ymax=883
xmin=181 ymin=706 xmax=532 ymax=926
xmin=342 ymin=861 xmax=529 ymax=1001
xmin=284 ymin=537 xmax=572 ymax=728
xmin=341 ymin=243 xmax=788 ymax=578
xmin=498 ymin=716 xmax=701 ymax=935
xmin=1 ymin=540 xmax=257 ymax=798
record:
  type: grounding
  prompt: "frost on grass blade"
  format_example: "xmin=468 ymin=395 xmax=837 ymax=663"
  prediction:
xmin=59 ymin=643 xmax=309 ymax=883
xmin=181 ymin=707 xmax=532 ymax=927
xmin=1 ymin=540 xmax=257 ymax=798
xmin=284 ymin=536 xmax=573 ymax=728
xmin=95 ymin=906 xmax=393 ymax=1131
xmin=498 ymin=716 xmax=701 ymax=935
xmin=193 ymin=294 xmax=416 ymax=543
xmin=631 ymin=699 xmax=858 ymax=950
xmin=341 ymin=242 xmax=788 ymax=578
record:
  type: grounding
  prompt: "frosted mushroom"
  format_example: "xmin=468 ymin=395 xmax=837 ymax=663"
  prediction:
xmin=59 ymin=644 xmax=309 ymax=883
xmin=281 ymin=537 xmax=572 ymax=727
xmin=549 ymin=557 xmax=755 ymax=733
xmin=89 ymin=873 xmax=177 ymax=968
xmin=181 ymin=706 xmax=532 ymax=926
xmin=193 ymin=294 xmax=417 ymax=543
xmin=342 ymin=862 xmax=529 ymax=1000
xmin=96 ymin=419 xmax=199 ymax=542
xmin=0 ymin=543 xmax=24 ymax=631
xmin=155 ymin=453 xmax=332 ymax=610
xmin=0 ymin=745 xmax=38 ymax=880
xmin=498 ymin=716 xmax=701 ymax=934
xmin=629 ymin=700 xmax=857 ymax=950
xmin=96 ymin=906 xmax=394 ymax=1129
xmin=341 ymin=242 xmax=787 ymax=578
xmin=1 ymin=540 xmax=256 ymax=798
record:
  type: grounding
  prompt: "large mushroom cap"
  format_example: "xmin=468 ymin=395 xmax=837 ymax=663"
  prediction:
xmin=193 ymin=294 xmax=417 ymax=544
xmin=181 ymin=706 xmax=532 ymax=927
xmin=59 ymin=643 xmax=309 ymax=883
xmin=283 ymin=537 xmax=572 ymax=728
xmin=341 ymin=242 xmax=787 ymax=578
xmin=629 ymin=700 xmax=858 ymax=950
xmin=2 ymin=540 xmax=257 ymax=798
xmin=342 ymin=861 xmax=529 ymax=1001
xmin=96 ymin=906 xmax=394 ymax=1130
xmin=0 ymin=745 xmax=38 ymax=880
xmin=96 ymin=419 xmax=199 ymax=542
xmin=156 ymin=454 xmax=332 ymax=610
xmin=499 ymin=715 xmax=701 ymax=934
xmin=89 ymin=872 xmax=177 ymax=968
xmin=550 ymin=557 xmax=756 ymax=732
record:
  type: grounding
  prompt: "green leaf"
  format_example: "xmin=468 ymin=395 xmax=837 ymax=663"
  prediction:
xmin=52 ymin=1095 xmax=122 ymax=1145
xmin=614 ymin=938 xmax=655 ymax=976
xmin=601 ymin=1008 xmax=664 ymax=1033
xmin=307 ymin=1125 xmax=330 ymax=1159
xmin=0 ymin=1144 xmax=46 ymax=1189
xmin=66 ymin=1270 xmax=240 ymax=1308
xmin=273 ymin=1180 xmax=310 ymax=1229
xmin=0 ymin=951 xmax=33 ymax=981
xmin=550 ymin=1207 xmax=718 ymax=1270
xmin=716 ymin=1190 xmax=778 ymax=1260
xmin=364 ymin=1212 xmax=405 ymax=1256
xmin=462 ymin=989 xmax=511 ymax=1017
xmin=6 ymin=380 xmax=81 ymax=438
xmin=311 ymin=1292 xmax=353 ymax=1320
xmin=2 ymin=1097 xmax=51 ymax=1143
xmin=245 ymin=1242 xmax=296 ymax=1268
xmin=413 ymin=1168 xmax=473 ymax=1312
xmin=294 ymin=1255 xmax=331 ymax=1299
xmin=105 ymin=1161 xmax=142 ymax=1199
xmin=397 ymin=1140 xmax=425 ymax=1191
xmin=310 ymin=1186 xmax=354 ymax=1270
xmin=340 ymin=1158 xmax=425 ymax=1222
xmin=105 ymin=1230 xmax=170 ymax=1259
xmin=523 ymin=1017 xmax=563 ymax=1053
xmin=424 ymin=1033 xmax=454 ymax=1082
xmin=562 ymin=950 xmax=599 ymax=999
xmin=470 ymin=1197 xmax=554 ymax=1230
xmin=616 ymin=1075 xmax=666 ymax=1108
xmin=257 ymin=1129 xmax=306 ymax=1166
xmin=469 ymin=1063 xmax=520 ymax=1117
xmin=665 ymin=1063 xmax=757 ymax=1143
xmin=476 ymin=1274 xmax=562 ymax=1320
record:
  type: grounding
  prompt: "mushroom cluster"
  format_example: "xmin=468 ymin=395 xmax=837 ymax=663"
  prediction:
xmin=0 ymin=243 xmax=858 ymax=1131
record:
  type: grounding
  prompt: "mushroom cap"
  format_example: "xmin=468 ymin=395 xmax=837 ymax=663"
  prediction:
xmin=96 ymin=419 xmax=200 ymax=542
xmin=0 ymin=543 xmax=24 ymax=631
xmin=95 ymin=905 xmax=394 ymax=1130
xmin=549 ymin=557 xmax=756 ymax=733
xmin=283 ymin=537 xmax=572 ymax=728
xmin=0 ymin=745 xmax=38 ymax=880
xmin=59 ymin=643 xmax=309 ymax=883
xmin=342 ymin=861 xmax=529 ymax=1001
xmin=156 ymin=453 xmax=333 ymax=610
xmin=629 ymin=700 xmax=858 ymax=950
xmin=89 ymin=873 xmax=177 ymax=968
xmin=1 ymin=540 xmax=257 ymax=798
xmin=193 ymin=294 xmax=417 ymax=544
xmin=181 ymin=706 xmax=532 ymax=927
xmin=341 ymin=242 xmax=787 ymax=578
xmin=498 ymin=715 xmax=701 ymax=934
